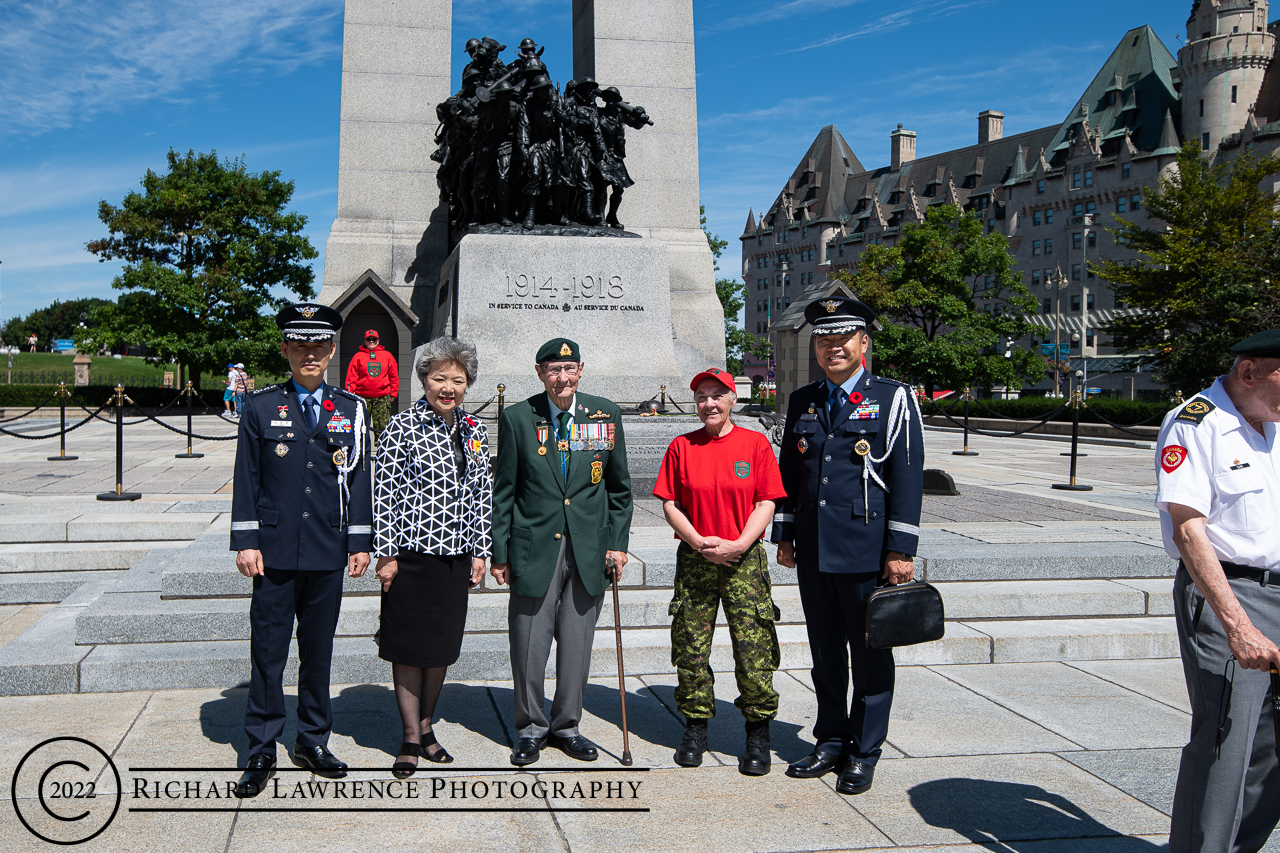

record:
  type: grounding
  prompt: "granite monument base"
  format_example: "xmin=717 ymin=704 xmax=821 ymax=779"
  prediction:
xmin=424 ymin=233 xmax=685 ymax=404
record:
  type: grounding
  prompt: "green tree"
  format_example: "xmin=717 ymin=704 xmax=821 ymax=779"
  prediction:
xmin=701 ymin=204 xmax=772 ymax=375
xmin=2 ymin=298 xmax=110 ymax=349
xmin=1095 ymin=140 xmax=1280 ymax=395
xmin=843 ymin=204 xmax=1043 ymax=396
xmin=86 ymin=149 xmax=318 ymax=388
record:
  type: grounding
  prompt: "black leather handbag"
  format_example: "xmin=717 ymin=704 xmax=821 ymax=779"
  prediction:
xmin=864 ymin=581 xmax=945 ymax=649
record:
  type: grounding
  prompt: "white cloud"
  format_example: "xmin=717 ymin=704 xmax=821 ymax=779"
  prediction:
xmin=785 ymin=0 xmax=999 ymax=53
xmin=700 ymin=0 xmax=872 ymax=34
xmin=0 ymin=0 xmax=343 ymax=136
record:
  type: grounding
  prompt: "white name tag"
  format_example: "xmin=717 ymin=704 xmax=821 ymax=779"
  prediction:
xmin=270 ymin=420 xmax=293 ymax=427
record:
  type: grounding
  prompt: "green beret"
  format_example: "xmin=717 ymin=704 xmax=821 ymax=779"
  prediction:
xmin=536 ymin=338 xmax=581 ymax=363
xmin=1230 ymin=330 xmax=1280 ymax=358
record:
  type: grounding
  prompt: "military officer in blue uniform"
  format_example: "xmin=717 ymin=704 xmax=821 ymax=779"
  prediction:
xmin=229 ymin=303 xmax=373 ymax=797
xmin=772 ymin=296 xmax=924 ymax=796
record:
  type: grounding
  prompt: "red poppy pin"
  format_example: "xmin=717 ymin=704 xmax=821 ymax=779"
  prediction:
xmin=849 ymin=392 xmax=863 ymax=405
xmin=322 ymin=399 xmax=336 ymax=412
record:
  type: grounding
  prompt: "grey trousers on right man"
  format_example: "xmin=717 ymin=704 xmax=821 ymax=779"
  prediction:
xmin=1172 ymin=566 xmax=1280 ymax=853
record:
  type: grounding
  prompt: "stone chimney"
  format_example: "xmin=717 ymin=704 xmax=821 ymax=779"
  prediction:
xmin=891 ymin=124 xmax=916 ymax=171
xmin=978 ymin=110 xmax=1004 ymax=144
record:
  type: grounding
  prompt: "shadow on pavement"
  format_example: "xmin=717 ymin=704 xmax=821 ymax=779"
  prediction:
xmin=627 ymin=681 xmax=810 ymax=761
xmin=909 ymin=778 xmax=1166 ymax=850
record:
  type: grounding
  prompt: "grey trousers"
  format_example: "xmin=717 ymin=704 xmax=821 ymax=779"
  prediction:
xmin=1171 ymin=565 xmax=1280 ymax=853
xmin=509 ymin=535 xmax=604 ymax=739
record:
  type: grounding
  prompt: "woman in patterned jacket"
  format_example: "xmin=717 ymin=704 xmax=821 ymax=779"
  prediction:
xmin=373 ymin=337 xmax=492 ymax=777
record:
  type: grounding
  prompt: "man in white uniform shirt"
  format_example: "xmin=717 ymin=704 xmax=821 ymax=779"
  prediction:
xmin=1156 ymin=330 xmax=1280 ymax=853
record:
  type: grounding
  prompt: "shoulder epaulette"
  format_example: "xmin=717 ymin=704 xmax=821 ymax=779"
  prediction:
xmin=250 ymin=384 xmax=280 ymax=396
xmin=333 ymin=388 xmax=361 ymax=401
xmin=801 ymin=379 xmax=825 ymax=391
xmin=1174 ymin=397 xmax=1216 ymax=425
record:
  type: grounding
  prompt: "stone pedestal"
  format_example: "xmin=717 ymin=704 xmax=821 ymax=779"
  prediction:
xmin=424 ymin=233 xmax=683 ymax=403
xmin=318 ymin=0 xmax=453 ymax=334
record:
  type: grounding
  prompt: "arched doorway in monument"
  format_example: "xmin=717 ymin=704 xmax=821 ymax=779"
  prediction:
xmin=328 ymin=269 xmax=419 ymax=412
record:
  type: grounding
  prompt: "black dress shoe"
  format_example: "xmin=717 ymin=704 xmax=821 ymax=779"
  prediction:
xmin=835 ymin=758 xmax=874 ymax=795
xmin=293 ymin=743 xmax=348 ymax=779
xmin=234 ymin=754 xmax=276 ymax=798
xmin=547 ymin=734 xmax=598 ymax=761
xmin=786 ymin=750 xmax=841 ymax=779
xmin=511 ymin=736 xmax=546 ymax=766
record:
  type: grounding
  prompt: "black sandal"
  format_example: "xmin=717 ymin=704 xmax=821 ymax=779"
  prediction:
xmin=392 ymin=742 xmax=419 ymax=778
xmin=421 ymin=730 xmax=454 ymax=764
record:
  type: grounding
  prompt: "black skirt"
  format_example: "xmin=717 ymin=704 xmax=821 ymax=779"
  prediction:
xmin=378 ymin=551 xmax=471 ymax=668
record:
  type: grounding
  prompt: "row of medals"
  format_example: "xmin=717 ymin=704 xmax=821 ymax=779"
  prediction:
xmin=796 ymin=401 xmax=871 ymax=457
xmin=539 ymin=439 xmax=613 ymax=456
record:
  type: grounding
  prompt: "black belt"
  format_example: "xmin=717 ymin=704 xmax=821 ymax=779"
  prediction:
xmin=1219 ymin=561 xmax=1280 ymax=588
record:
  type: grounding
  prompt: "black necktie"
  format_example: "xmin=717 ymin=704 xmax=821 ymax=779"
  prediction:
xmin=829 ymin=386 xmax=845 ymax=418
xmin=305 ymin=397 xmax=318 ymax=429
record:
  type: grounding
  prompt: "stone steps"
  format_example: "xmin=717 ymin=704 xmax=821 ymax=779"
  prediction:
xmin=75 ymin=579 xmax=1176 ymax=646
xmin=0 ymin=541 xmax=189 ymax=573
xmin=0 ymin=512 xmax=219 ymax=544
xmin=0 ymin=570 xmax=127 ymax=604
xmin=1 ymin=611 xmax=1179 ymax=696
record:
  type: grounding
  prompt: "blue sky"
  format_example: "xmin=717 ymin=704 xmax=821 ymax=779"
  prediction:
xmin=1 ymin=0 xmax=1199 ymax=326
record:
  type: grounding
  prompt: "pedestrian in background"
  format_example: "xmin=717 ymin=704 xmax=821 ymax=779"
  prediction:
xmin=346 ymin=329 xmax=399 ymax=436
xmin=654 ymin=367 xmax=786 ymax=775
xmin=233 ymin=363 xmax=249 ymax=414
xmin=373 ymin=337 xmax=491 ymax=778
xmin=223 ymin=362 xmax=238 ymax=418
xmin=772 ymin=296 xmax=924 ymax=796
xmin=1157 ymin=329 xmax=1280 ymax=853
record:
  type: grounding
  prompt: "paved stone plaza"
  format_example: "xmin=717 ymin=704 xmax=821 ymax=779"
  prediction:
xmin=0 ymin=417 xmax=1272 ymax=850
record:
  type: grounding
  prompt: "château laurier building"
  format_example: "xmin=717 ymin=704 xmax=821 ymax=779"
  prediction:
xmin=742 ymin=0 xmax=1280 ymax=408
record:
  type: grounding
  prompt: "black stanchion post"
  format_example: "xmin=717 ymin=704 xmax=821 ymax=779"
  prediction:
xmin=175 ymin=373 xmax=205 ymax=459
xmin=97 ymin=384 xmax=142 ymax=501
xmin=46 ymin=381 xmax=79 ymax=462
xmin=952 ymin=385 xmax=979 ymax=456
xmin=1052 ymin=390 xmax=1092 ymax=492
xmin=659 ymin=384 xmax=668 ymax=413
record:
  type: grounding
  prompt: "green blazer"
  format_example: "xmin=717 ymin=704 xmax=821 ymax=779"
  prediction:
xmin=491 ymin=392 xmax=633 ymax=598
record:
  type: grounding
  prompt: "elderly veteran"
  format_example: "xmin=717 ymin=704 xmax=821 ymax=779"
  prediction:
xmin=653 ymin=367 xmax=788 ymax=775
xmin=490 ymin=338 xmax=633 ymax=766
xmin=1159 ymin=330 xmax=1280 ymax=853
xmin=772 ymin=296 xmax=924 ymax=796
xmin=373 ymin=338 xmax=491 ymax=777
xmin=229 ymin=303 xmax=372 ymax=797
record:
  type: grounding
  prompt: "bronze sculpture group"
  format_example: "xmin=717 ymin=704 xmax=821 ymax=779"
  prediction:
xmin=433 ymin=37 xmax=653 ymax=233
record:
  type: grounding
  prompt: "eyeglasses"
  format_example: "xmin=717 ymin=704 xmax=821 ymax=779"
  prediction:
xmin=541 ymin=365 xmax=580 ymax=377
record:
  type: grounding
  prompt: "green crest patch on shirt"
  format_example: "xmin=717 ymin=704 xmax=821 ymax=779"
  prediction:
xmin=734 ymin=461 xmax=750 ymax=479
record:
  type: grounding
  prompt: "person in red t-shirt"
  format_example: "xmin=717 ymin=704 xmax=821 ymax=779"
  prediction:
xmin=653 ymin=367 xmax=787 ymax=777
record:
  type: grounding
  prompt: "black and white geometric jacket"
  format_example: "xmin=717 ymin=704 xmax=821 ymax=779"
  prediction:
xmin=373 ymin=399 xmax=493 ymax=559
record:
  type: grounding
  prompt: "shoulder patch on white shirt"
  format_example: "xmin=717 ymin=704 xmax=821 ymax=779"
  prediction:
xmin=1174 ymin=397 xmax=1216 ymax=425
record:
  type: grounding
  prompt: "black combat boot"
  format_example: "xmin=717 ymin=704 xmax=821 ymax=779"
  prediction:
xmin=740 ymin=719 xmax=771 ymax=776
xmin=673 ymin=718 xmax=708 ymax=768
xmin=581 ymin=190 xmax=599 ymax=226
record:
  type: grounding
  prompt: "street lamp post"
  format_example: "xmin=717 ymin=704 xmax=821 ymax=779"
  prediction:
xmin=1044 ymin=266 xmax=1069 ymax=397
xmin=771 ymin=255 xmax=789 ymax=400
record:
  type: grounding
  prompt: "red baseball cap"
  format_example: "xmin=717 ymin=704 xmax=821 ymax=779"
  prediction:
xmin=689 ymin=367 xmax=735 ymax=393
xmin=363 ymin=329 xmax=379 ymax=339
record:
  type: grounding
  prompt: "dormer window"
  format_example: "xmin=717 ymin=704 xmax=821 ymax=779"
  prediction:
xmin=888 ymin=192 xmax=901 ymax=204
xmin=923 ymin=184 xmax=937 ymax=197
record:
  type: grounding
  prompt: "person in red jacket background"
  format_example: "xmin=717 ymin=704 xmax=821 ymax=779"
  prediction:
xmin=345 ymin=330 xmax=399 ymax=435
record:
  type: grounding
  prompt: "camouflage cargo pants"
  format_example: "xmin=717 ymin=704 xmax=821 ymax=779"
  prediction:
xmin=670 ymin=542 xmax=780 ymax=723
xmin=363 ymin=395 xmax=393 ymax=436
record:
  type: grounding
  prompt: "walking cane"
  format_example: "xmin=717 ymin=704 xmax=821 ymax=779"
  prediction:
xmin=1271 ymin=665 xmax=1280 ymax=764
xmin=607 ymin=556 xmax=633 ymax=766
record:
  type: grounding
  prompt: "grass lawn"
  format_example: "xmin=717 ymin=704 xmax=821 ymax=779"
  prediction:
xmin=1 ymin=352 xmax=287 ymax=389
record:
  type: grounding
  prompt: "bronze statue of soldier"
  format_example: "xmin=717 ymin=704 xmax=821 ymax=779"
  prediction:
xmin=516 ymin=74 xmax=562 ymax=230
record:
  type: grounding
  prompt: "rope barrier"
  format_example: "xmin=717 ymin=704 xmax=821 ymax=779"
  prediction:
xmin=0 ymin=404 xmax=108 ymax=440
xmin=1081 ymin=401 xmax=1164 ymax=438
xmin=125 ymin=404 xmax=239 ymax=441
xmin=920 ymin=397 xmax=1071 ymax=438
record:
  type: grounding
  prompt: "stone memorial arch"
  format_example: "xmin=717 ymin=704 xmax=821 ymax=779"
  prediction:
xmin=318 ymin=0 xmax=724 ymax=401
